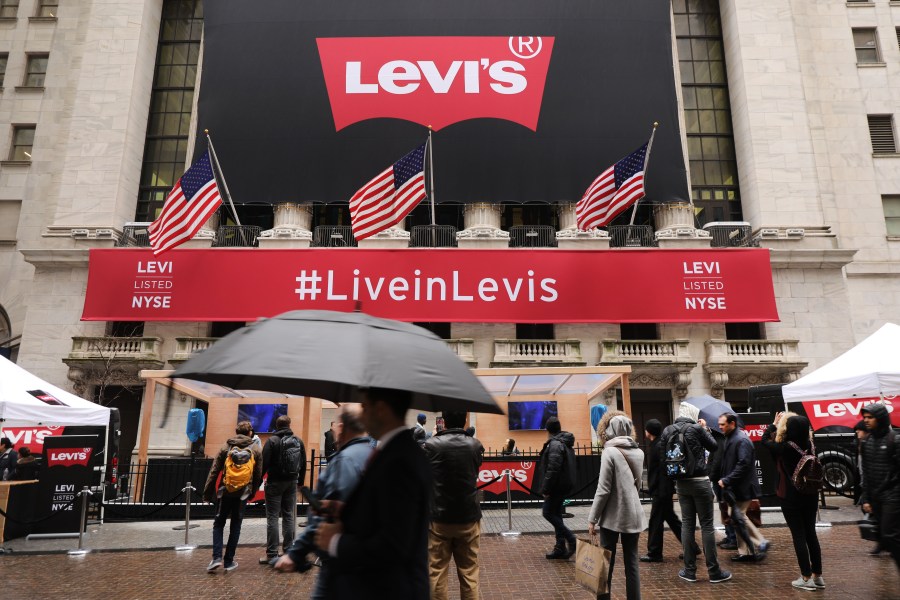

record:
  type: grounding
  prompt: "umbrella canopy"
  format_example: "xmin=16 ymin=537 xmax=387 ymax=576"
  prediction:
xmin=172 ymin=310 xmax=503 ymax=414
xmin=684 ymin=395 xmax=742 ymax=428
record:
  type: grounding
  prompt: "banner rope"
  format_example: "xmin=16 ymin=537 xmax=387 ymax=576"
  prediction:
xmin=99 ymin=489 xmax=186 ymax=518
xmin=474 ymin=473 xmax=506 ymax=491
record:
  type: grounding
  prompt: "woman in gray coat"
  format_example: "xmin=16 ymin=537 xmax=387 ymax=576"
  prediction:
xmin=587 ymin=411 xmax=645 ymax=600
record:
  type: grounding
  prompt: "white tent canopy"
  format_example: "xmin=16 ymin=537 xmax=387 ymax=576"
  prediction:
xmin=783 ymin=323 xmax=900 ymax=402
xmin=0 ymin=355 xmax=110 ymax=426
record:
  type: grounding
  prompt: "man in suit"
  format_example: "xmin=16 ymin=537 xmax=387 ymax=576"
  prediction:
xmin=315 ymin=387 xmax=432 ymax=599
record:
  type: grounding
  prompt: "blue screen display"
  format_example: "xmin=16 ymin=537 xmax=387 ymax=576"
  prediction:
xmin=237 ymin=403 xmax=288 ymax=434
xmin=507 ymin=400 xmax=558 ymax=431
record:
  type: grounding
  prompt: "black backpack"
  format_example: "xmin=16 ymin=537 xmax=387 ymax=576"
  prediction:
xmin=665 ymin=422 xmax=697 ymax=479
xmin=279 ymin=435 xmax=305 ymax=479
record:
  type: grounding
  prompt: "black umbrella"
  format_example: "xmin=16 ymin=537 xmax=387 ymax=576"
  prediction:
xmin=172 ymin=310 xmax=503 ymax=414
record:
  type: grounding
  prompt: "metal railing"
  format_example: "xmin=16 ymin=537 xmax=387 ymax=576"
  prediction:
xmin=608 ymin=225 xmax=656 ymax=248
xmin=312 ymin=225 xmax=357 ymax=247
xmin=508 ymin=225 xmax=557 ymax=248
xmin=116 ymin=222 xmax=152 ymax=247
xmin=214 ymin=225 xmax=260 ymax=247
xmin=409 ymin=225 xmax=458 ymax=248
xmin=703 ymin=222 xmax=757 ymax=247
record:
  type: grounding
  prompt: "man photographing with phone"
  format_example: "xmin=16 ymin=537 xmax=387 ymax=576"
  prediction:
xmin=274 ymin=404 xmax=374 ymax=599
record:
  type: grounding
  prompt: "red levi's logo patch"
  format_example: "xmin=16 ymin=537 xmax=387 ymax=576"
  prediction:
xmin=47 ymin=447 xmax=93 ymax=467
xmin=317 ymin=36 xmax=555 ymax=131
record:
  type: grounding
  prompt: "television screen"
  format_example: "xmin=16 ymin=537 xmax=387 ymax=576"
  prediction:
xmin=507 ymin=400 xmax=558 ymax=431
xmin=237 ymin=403 xmax=288 ymax=434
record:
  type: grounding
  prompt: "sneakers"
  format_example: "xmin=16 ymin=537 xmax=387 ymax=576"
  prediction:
xmin=207 ymin=558 xmax=223 ymax=572
xmin=709 ymin=570 xmax=733 ymax=584
xmin=812 ymin=576 xmax=825 ymax=589
xmin=791 ymin=577 xmax=817 ymax=591
xmin=260 ymin=556 xmax=277 ymax=565
xmin=224 ymin=561 xmax=238 ymax=572
xmin=718 ymin=541 xmax=738 ymax=550
xmin=678 ymin=569 xmax=697 ymax=583
xmin=758 ymin=540 xmax=771 ymax=553
xmin=640 ymin=555 xmax=663 ymax=563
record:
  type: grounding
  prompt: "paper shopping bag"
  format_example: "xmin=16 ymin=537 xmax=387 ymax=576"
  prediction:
xmin=574 ymin=536 xmax=611 ymax=597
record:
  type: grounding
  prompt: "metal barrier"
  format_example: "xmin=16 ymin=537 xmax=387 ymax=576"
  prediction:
xmin=409 ymin=224 xmax=458 ymax=248
xmin=214 ymin=225 xmax=261 ymax=247
xmin=703 ymin=221 xmax=757 ymax=247
xmin=116 ymin=222 xmax=152 ymax=247
xmin=608 ymin=225 xmax=656 ymax=248
xmin=508 ymin=225 xmax=557 ymax=248
xmin=312 ymin=225 xmax=357 ymax=247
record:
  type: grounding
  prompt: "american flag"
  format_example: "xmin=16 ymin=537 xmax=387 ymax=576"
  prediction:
xmin=148 ymin=150 xmax=223 ymax=255
xmin=575 ymin=143 xmax=648 ymax=231
xmin=350 ymin=143 xmax=427 ymax=241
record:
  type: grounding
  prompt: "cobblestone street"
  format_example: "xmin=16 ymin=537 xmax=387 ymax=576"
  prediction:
xmin=4 ymin=521 xmax=899 ymax=599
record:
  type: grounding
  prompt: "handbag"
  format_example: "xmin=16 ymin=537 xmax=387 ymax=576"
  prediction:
xmin=859 ymin=513 xmax=880 ymax=542
xmin=575 ymin=535 xmax=612 ymax=598
xmin=746 ymin=499 xmax=762 ymax=528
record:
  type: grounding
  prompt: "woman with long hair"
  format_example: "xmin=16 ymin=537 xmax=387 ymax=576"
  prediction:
xmin=587 ymin=410 xmax=644 ymax=600
xmin=761 ymin=412 xmax=824 ymax=591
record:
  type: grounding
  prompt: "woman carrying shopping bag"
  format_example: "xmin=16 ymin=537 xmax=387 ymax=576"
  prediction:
xmin=587 ymin=411 xmax=645 ymax=600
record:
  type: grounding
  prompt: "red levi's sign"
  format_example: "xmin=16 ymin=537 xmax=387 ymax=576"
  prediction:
xmin=799 ymin=397 xmax=900 ymax=430
xmin=81 ymin=248 xmax=778 ymax=323
xmin=478 ymin=460 xmax=536 ymax=495
xmin=0 ymin=425 xmax=65 ymax=454
xmin=317 ymin=36 xmax=554 ymax=131
xmin=47 ymin=447 xmax=93 ymax=468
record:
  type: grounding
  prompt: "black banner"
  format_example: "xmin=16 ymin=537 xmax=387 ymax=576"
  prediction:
xmin=199 ymin=0 xmax=688 ymax=205
xmin=30 ymin=435 xmax=99 ymax=534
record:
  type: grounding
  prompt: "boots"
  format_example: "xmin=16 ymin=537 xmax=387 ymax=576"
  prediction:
xmin=545 ymin=544 xmax=568 ymax=559
xmin=565 ymin=539 xmax=577 ymax=558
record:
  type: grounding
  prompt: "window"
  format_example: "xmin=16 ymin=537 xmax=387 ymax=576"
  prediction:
xmin=868 ymin=115 xmax=897 ymax=154
xmin=36 ymin=0 xmax=57 ymax=17
xmin=0 ymin=0 xmax=18 ymax=18
xmin=516 ymin=323 xmax=554 ymax=340
xmin=620 ymin=323 xmax=659 ymax=340
xmin=853 ymin=28 xmax=881 ymax=63
xmin=107 ymin=321 xmax=145 ymax=337
xmin=0 ymin=54 xmax=6 ymax=88
xmin=725 ymin=322 xmax=764 ymax=340
xmin=896 ymin=27 xmax=900 ymax=52
xmin=10 ymin=125 xmax=35 ymax=161
xmin=23 ymin=54 xmax=48 ymax=87
xmin=413 ymin=322 xmax=452 ymax=339
xmin=883 ymin=196 xmax=900 ymax=236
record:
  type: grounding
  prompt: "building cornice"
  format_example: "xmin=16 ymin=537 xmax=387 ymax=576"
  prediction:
xmin=768 ymin=248 xmax=857 ymax=269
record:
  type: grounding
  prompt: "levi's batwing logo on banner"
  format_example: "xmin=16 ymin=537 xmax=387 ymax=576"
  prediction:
xmin=317 ymin=36 xmax=555 ymax=131
xmin=48 ymin=447 xmax=93 ymax=467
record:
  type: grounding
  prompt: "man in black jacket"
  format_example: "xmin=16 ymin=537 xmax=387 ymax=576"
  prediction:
xmin=536 ymin=416 xmax=576 ymax=559
xmin=423 ymin=411 xmax=484 ymax=600
xmin=860 ymin=402 xmax=900 ymax=570
xmin=659 ymin=403 xmax=731 ymax=584
xmin=717 ymin=412 xmax=766 ymax=562
xmin=260 ymin=415 xmax=306 ymax=565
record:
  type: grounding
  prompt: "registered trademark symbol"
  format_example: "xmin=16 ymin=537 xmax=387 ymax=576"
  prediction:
xmin=508 ymin=37 xmax=543 ymax=60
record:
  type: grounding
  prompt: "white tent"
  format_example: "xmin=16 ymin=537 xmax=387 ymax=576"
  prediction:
xmin=0 ymin=355 xmax=110 ymax=426
xmin=783 ymin=323 xmax=900 ymax=402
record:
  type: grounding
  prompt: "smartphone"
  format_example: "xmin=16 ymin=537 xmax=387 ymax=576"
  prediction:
xmin=436 ymin=417 xmax=445 ymax=432
xmin=300 ymin=485 xmax=323 ymax=512
xmin=28 ymin=389 xmax=67 ymax=406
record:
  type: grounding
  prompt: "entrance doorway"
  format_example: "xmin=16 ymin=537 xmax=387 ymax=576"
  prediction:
xmin=629 ymin=389 xmax=674 ymax=446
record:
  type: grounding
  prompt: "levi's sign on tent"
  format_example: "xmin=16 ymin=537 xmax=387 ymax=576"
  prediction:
xmin=199 ymin=0 xmax=688 ymax=205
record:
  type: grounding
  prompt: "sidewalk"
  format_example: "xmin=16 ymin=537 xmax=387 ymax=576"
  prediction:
xmin=1 ymin=495 xmax=861 ymax=554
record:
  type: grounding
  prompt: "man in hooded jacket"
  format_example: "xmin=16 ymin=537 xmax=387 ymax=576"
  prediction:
xmin=860 ymin=402 xmax=900 ymax=570
xmin=536 ymin=416 xmax=577 ymax=559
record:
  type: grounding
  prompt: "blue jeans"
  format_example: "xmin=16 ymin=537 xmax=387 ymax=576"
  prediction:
xmin=675 ymin=478 xmax=721 ymax=576
xmin=265 ymin=478 xmax=297 ymax=557
xmin=542 ymin=495 xmax=575 ymax=548
xmin=212 ymin=495 xmax=246 ymax=564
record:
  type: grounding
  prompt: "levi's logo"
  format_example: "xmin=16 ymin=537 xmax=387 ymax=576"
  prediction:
xmin=48 ymin=447 xmax=93 ymax=467
xmin=317 ymin=36 xmax=555 ymax=131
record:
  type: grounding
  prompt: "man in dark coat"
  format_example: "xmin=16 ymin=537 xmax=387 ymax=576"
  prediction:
xmin=641 ymin=419 xmax=699 ymax=562
xmin=717 ymin=412 xmax=767 ymax=562
xmin=260 ymin=415 xmax=306 ymax=565
xmin=860 ymin=402 xmax=900 ymax=570
xmin=423 ymin=410 xmax=484 ymax=599
xmin=0 ymin=437 xmax=18 ymax=481
xmin=535 ymin=416 xmax=576 ymax=559
xmin=314 ymin=388 xmax=432 ymax=599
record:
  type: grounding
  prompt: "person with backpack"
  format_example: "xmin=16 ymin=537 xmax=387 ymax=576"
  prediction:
xmin=260 ymin=415 xmax=307 ymax=566
xmin=859 ymin=402 xmax=900 ymax=571
xmin=203 ymin=420 xmax=264 ymax=573
xmin=761 ymin=412 xmax=825 ymax=591
xmin=535 ymin=416 xmax=577 ymax=559
xmin=658 ymin=402 xmax=731 ymax=584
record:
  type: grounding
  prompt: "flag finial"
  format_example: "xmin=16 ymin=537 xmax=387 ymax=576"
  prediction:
xmin=653 ymin=122 xmax=659 ymax=128
xmin=204 ymin=128 xmax=209 ymax=135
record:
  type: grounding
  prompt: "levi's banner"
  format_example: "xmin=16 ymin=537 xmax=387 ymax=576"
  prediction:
xmin=47 ymin=447 xmax=93 ymax=468
xmin=478 ymin=460 xmax=535 ymax=496
xmin=796 ymin=397 xmax=900 ymax=430
xmin=82 ymin=248 xmax=778 ymax=323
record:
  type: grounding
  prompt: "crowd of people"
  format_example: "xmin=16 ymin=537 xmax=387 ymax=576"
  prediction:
xmin=0 ymin=436 xmax=42 ymax=481
xmin=194 ymin=396 xmax=898 ymax=599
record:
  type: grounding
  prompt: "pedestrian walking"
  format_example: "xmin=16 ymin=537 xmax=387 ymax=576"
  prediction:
xmin=761 ymin=412 xmax=825 ymax=591
xmin=423 ymin=410 xmax=484 ymax=600
xmin=854 ymin=419 xmax=882 ymax=555
xmin=659 ymin=402 xmax=731 ymax=584
xmin=859 ymin=402 xmax=900 ymax=570
xmin=708 ymin=426 xmax=737 ymax=550
xmin=413 ymin=413 xmax=430 ymax=445
xmin=588 ymin=411 xmax=644 ymax=600
xmin=203 ymin=421 xmax=263 ymax=573
xmin=535 ymin=416 xmax=577 ymax=559
xmin=641 ymin=419 xmax=699 ymax=562
xmin=260 ymin=415 xmax=306 ymax=566
xmin=717 ymin=412 xmax=768 ymax=562
xmin=323 ymin=421 xmax=337 ymax=461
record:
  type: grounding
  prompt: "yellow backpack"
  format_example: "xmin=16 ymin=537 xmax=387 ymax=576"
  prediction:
xmin=223 ymin=445 xmax=254 ymax=493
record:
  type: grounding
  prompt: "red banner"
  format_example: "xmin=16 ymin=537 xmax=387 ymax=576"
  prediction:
xmin=47 ymin=446 xmax=93 ymax=467
xmin=478 ymin=460 xmax=536 ymax=495
xmin=798 ymin=397 xmax=900 ymax=430
xmin=82 ymin=248 xmax=778 ymax=323
xmin=0 ymin=425 xmax=66 ymax=454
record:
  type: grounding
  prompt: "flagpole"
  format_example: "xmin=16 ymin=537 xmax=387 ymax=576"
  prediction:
xmin=629 ymin=121 xmax=659 ymax=226
xmin=427 ymin=126 xmax=436 ymax=226
xmin=205 ymin=129 xmax=242 ymax=227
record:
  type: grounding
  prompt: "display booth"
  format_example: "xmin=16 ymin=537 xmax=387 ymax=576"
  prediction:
xmin=0 ymin=356 xmax=111 ymax=540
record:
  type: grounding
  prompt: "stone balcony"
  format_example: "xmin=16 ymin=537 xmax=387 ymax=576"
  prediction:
xmin=491 ymin=339 xmax=585 ymax=367
xmin=169 ymin=337 xmax=220 ymax=365
xmin=63 ymin=336 xmax=164 ymax=395
xmin=599 ymin=339 xmax=697 ymax=398
xmin=703 ymin=339 xmax=807 ymax=398
xmin=445 ymin=338 xmax=477 ymax=367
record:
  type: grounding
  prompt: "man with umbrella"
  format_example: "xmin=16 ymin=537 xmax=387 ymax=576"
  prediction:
xmin=314 ymin=387 xmax=433 ymax=599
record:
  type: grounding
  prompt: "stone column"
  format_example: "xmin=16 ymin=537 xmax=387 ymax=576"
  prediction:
xmin=653 ymin=202 xmax=711 ymax=248
xmin=258 ymin=202 xmax=313 ymax=248
xmin=555 ymin=202 xmax=610 ymax=249
xmin=457 ymin=203 xmax=509 ymax=248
